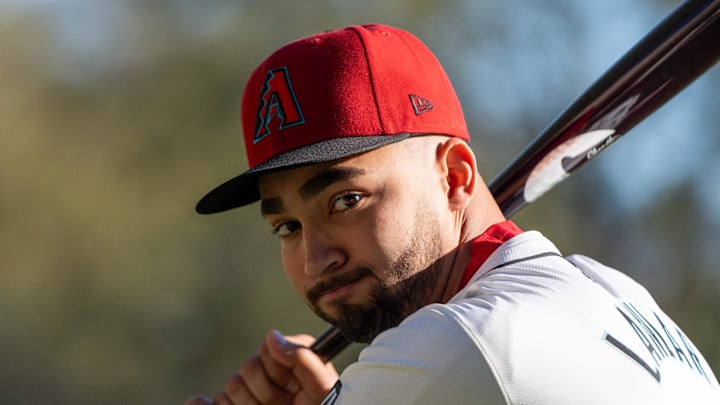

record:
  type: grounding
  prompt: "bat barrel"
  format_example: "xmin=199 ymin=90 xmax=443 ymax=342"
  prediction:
xmin=490 ymin=0 xmax=720 ymax=215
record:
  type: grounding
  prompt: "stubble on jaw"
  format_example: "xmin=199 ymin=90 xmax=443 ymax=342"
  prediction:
xmin=309 ymin=208 xmax=444 ymax=344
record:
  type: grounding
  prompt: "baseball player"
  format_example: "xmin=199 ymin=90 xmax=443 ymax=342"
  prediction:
xmin=185 ymin=24 xmax=720 ymax=404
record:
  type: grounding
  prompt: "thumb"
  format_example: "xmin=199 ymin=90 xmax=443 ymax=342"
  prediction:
xmin=266 ymin=330 xmax=338 ymax=401
xmin=266 ymin=329 xmax=305 ymax=367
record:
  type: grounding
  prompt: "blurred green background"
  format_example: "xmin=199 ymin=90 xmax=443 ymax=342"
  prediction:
xmin=1 ymin=0 xmax=718 ymax=403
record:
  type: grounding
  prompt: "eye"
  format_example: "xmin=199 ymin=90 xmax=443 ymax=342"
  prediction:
xmin=331 ymin=192 xmax=363 ymax=213
xmin=272 ymin=221 xmax=301 ymax=237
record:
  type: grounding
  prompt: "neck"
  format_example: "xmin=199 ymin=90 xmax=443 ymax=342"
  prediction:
xmin=435 ymin=188 xmax=506 ymax=303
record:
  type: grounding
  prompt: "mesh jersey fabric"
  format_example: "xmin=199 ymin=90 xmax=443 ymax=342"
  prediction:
xmin=328 ymin=231 xmax=720 ymax=404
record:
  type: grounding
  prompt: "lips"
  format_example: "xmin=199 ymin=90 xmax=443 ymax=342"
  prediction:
xmin=307 ymin=268 xmax=372 ymax=303
xmin=320 ymin=277 xmax=364 ymax=300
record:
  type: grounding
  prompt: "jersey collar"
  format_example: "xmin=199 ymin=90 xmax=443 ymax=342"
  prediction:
xmin=457 ymin=220 xmax=523 ymax=293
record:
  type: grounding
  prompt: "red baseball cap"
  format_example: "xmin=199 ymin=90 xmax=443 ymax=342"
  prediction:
xmin=196 ymin=24 xmax=470 ymax=214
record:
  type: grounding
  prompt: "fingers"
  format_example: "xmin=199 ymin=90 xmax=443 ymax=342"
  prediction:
xmin=184 ymin=354 xmax=293 ymax=405
xmin=183 ymin=387 xmax=262 ymax=405
xmin=184 ymin=330 xmax=339 ymax=405
xmin=293 ymin=344 xmax=338 ymax=394
xmin=232 ymin=355 xmax=292 ymax=404
xmin=258 ymin=334 xmax=300 ymax=393
xmin=265 ymin=331 xmax=339 ymax=403
xmin=264 ymin=330 xmax=316 ymax=369
xmin=212 ymin=392 xmax=238 ymax=405
xmin=282 ymin=332 xmax=316 ymax=348
xmin=212 ymin=330 xmax=299 ymax=404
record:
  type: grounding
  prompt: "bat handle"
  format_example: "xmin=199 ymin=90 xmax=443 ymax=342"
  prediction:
xmin=310 ymin=326 xmax=351 ymax=362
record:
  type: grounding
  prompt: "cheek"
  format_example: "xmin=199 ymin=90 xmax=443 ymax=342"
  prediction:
xmin=360 ymin=201 xmax=417 ymax=264
xmin=372 ymin=213 xmax=404 ymax=249
xmin=280 ymin=247 xmax=307 ymax=295
xmin=371 ymin=186 xmax=449 ymax=261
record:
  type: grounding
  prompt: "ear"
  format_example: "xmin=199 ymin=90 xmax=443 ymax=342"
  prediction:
xmin=436 ymin=138 xmax=478 ymax=210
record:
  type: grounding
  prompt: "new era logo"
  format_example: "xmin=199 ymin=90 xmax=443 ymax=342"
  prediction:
xmin=409 ymin=94 xmax=433 ymax=115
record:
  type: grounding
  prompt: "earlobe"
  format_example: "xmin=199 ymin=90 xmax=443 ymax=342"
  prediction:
xmin=437 ymin=138 xmax=478 ymax=210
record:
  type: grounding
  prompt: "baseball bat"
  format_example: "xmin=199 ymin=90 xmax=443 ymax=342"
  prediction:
xmin=310 ymin=0 xmax=720 ymax=362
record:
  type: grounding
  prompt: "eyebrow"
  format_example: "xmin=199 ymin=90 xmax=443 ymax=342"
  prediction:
xmin=260 ymin=197 xmax=284 ymax=217
xmin=298 ymin=166 xmax=367 ymax=200
xmin=260 ymin=166 xmax=367 ymax=217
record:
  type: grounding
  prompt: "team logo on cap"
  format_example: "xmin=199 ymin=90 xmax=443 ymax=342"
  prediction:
xmin=409 ymin=94 xmax=433 ymax=115
xmin=254 ymin=67 xmax=305 ymax=143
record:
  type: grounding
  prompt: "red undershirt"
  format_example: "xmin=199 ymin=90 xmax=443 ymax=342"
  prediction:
xmin=456 ymin=220 xmax=523 ymax=293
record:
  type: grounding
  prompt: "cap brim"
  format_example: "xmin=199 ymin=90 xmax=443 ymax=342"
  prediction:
xmin=195 ymin=134 xmax=412 ymax=214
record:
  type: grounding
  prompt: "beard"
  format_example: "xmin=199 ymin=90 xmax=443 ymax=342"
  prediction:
xmin=306 ymin=209 xmax=444 ymax=344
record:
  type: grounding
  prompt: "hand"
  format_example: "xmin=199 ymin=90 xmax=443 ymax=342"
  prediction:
xmin=184 ymin=330 xmax=339 ymax=405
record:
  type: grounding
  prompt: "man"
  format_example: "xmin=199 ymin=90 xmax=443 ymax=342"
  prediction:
xmin=186 ymin=24 xmax=719 ymax=404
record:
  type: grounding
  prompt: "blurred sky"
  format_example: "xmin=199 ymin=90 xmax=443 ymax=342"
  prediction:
xmin=3 ymin=0 xmax=717 ymax=222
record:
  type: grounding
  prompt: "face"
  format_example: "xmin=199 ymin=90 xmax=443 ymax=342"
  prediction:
xmin=258 ymin=139 xmax=452 ymax=343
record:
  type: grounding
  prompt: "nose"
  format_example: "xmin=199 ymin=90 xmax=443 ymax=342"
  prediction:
xmin=302 ymin=225 xmax=346 ymax=277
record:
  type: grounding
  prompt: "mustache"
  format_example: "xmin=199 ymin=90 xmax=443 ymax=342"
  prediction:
xmin=306 ymin=267 xmax=373 ymax=302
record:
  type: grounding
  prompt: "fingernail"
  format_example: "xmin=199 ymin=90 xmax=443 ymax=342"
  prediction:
xmin=271 ymin=329 xmax=290 ymax=348
xmin=271 ymin=329 xmax=296 ymax=356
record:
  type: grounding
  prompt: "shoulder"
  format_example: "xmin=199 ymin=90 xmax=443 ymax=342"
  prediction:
xmin=565 ymin=253 xmax=657 ymax=304
xmin=334 ymin=303 xmax=508 ymax=404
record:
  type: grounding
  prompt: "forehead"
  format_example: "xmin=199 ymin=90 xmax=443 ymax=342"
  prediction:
xmin=258 ymin=142 xmax=402 ymax=192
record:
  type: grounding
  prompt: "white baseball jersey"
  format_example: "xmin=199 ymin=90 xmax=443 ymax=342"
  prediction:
xmin=323 ymin=231 xmax=720 ymax=404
